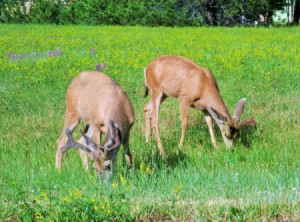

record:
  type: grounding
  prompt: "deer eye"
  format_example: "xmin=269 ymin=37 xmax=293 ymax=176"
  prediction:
xmin=100 ymin=148 xmax=105 ymax=152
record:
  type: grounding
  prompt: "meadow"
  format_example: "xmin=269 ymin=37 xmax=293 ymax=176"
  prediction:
xmin=0 ymin=25 xmax=299 ymax=221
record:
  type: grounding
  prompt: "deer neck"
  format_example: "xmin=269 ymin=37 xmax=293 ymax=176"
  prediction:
xmin=208 ymin=93 xmax=232 ymax=120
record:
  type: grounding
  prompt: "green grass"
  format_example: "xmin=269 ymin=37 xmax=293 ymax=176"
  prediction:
xmin=0 ymin=24 xmax=299 ymax=221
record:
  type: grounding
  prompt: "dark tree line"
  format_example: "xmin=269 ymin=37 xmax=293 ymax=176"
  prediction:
xmin=0 ymin=0 xmax=298 ymax=26
xmin=294 ymin=0 xmax=300 ymax=23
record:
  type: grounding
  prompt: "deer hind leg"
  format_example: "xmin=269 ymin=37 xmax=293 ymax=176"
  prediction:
xmin=151 ymin=91 xmax=167 ymax=156
xmin=204 ymin=112 xmax=217 ymax=148
xmin=56 ymin=113 xmax=80 ymax=172
xmin=179 ymin=101 xmax=189 ymax=147
xmin=144 ymin=101 xmax=153 ymax=143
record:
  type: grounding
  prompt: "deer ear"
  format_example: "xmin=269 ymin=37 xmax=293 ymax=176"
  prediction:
xmin=233 ymin=98 xmax=246 ymax=120
xmin=80 ymin=129 xmax=98 ymax=152
xmin=112 ymin=125 xmax=122 ymax=150
xmin=237 ymin=117 xmax=257 ymax=128
xmin=207 ymin=106 xmax=226 ymax=125
xmin=103 ymin=120 xmax=122 ymax=151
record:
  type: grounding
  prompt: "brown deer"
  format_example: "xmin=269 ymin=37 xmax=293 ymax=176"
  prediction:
xmin=144 ymin=55 xmax=256 ymax=155
xmin=56 ymin=71 xmax=135 ymax=180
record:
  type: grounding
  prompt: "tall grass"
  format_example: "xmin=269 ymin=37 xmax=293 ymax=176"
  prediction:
xmin=0 ymin=25 xmax=299 ymax=221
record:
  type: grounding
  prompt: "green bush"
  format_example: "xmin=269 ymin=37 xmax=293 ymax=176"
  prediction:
xmin=0 ymin=0 xmax=29 ymax=23
xmin=0 ymin=0 xmax=288 ymax=26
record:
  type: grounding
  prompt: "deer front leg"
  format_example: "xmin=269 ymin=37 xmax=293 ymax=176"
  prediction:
xmin=122 ymin=133 xmax=133 ymax=168
xmin=179 ymin=101 xmax=189 ymax=147
xmin=56 ymin=115 xmax=80 ymax=172
xmin=205 ymin=113 xmax=217 ymax=148
xmin=77 ymin=125 xmax=95 ymax=171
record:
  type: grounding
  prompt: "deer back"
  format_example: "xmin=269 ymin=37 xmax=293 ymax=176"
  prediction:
xmin=145 ymin=55 xmax=230 ymax=117
xmin=66 ymin=71 xmax=135 ymax=138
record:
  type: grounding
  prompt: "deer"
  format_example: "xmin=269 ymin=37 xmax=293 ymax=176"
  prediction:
xmin=56 ymin=71 xmax=135 ymax=180
xmin=144 ymin=55 xmax=256 ymax=155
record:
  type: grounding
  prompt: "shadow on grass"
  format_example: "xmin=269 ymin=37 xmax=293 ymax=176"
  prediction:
xmin=189 ymin=115 xmax=258 ymax=149
xmin=131 ymin=141 xmax=191 ymax=172
xmin=239 ymin=125 xmax=258 ymax=148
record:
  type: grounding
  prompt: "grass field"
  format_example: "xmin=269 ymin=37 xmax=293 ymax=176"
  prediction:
xmin=0 ymin=24 xmax=299 ymax=221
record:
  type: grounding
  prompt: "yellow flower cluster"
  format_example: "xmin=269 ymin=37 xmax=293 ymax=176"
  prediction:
xmin=140 ymin=162 xmax=151 ymax=174
xmin=93 ymin=200 xmax=111 ymax=214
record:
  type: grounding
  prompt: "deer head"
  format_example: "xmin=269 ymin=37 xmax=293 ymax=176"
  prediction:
xmin=59 ymin=120 xmax=122 ymax=180
xmin=208 ymin=98 xmax=257 ymax=149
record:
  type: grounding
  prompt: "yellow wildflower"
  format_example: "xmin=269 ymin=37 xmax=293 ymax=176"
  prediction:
xmin=106 ymin=201 xmax=111 ymax=214
xmin=119 ymin=174 xmax=126 ymax=185
xmin=173 ymin=184 xmax=182 ymax=195
xmin=100 ymin=202 xmax=106 ymax=210
xmin=112 ymin=182 xmax=118 ymax=190
xmin=41 ymin=192 xmax=49 ymax=200
xmin=146 ymin=165 xmax=151 ymax=174
xmin=140 ymin=162 xmax=145 ymax=172
xmin=63 ymin=196 xmax=71 ymax=203
xmin=34 ymin=197 xmax=41 ymax=204
xmin=35 ymin=212 xmax=43 ymax=220
xmin=74 ymin=189 xmax=81 ymax=198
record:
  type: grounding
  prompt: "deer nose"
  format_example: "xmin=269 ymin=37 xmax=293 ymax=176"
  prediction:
xmin=229 ymin=140 xmax=235 ymax=149
xmin=98 ymin=172 xmax=106 ymax=182
xmin=225 ymin=139 xmax=234 ymax=149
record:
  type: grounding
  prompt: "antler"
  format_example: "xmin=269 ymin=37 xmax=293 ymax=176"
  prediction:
xmin=59 ymin=129 xmax=93 ymax=154
xmin=237 ymin=117 xmax=257 ymax=128
xmin=79 ymin=129 xmax=99 ymax=153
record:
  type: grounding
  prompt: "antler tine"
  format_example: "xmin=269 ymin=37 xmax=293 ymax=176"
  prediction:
xmin=65 ymin=128 xmax=73 ymax=141
xmin=237 ymin=117 xmax=257 ymax=128
xmin=60 ymin=129 xmax=89 ymax=154
xmin=79 ymin=129 xmax=98 ymax=152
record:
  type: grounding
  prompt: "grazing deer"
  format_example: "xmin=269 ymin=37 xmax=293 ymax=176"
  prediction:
xmin=56 ymin=71 xmax=135 ymax=180
xmin=144 ymin=55 xmax=256 ymax=155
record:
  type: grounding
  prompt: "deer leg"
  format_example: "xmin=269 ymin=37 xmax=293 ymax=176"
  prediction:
xmin=179 ymin=101 xmax=189 ymax=147
xmin=56 ymin=113 xmax=80 ymax=172
xmin=205 ymin=113 xmax=217 ymax=148
xmin=93 ymin=126 xmax=101 ymax=145
xmin=77 ymin=124 xmax=95 ymax=171
xmin=151 ymin=91 xmax=166 ymax=156
xmin=122 ymin=133 xmax=133 ymax=168
xmin=144 ymin=101 xmax=153 ymax=143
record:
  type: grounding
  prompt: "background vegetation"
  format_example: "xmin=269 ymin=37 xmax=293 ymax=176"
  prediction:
xmin=0 ymin=0 xmax=295 ymax=26
xmin=0 ymin=25 xmax=299 ymax=221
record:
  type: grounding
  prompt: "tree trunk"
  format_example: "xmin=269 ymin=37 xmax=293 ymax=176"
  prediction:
xmin=294 ymin=0 xmax=300 ymax=24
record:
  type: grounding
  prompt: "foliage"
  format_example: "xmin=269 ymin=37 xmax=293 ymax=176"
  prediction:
xmin=0 ymin=25 xmax=299 ymax=220
xmin=0 ymin=0 xmax=290 ymax=25
xmin=0 ymin=0 xmax=29 ymax=23
xmin=29 ymin=0 xmax=62 ymax=24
